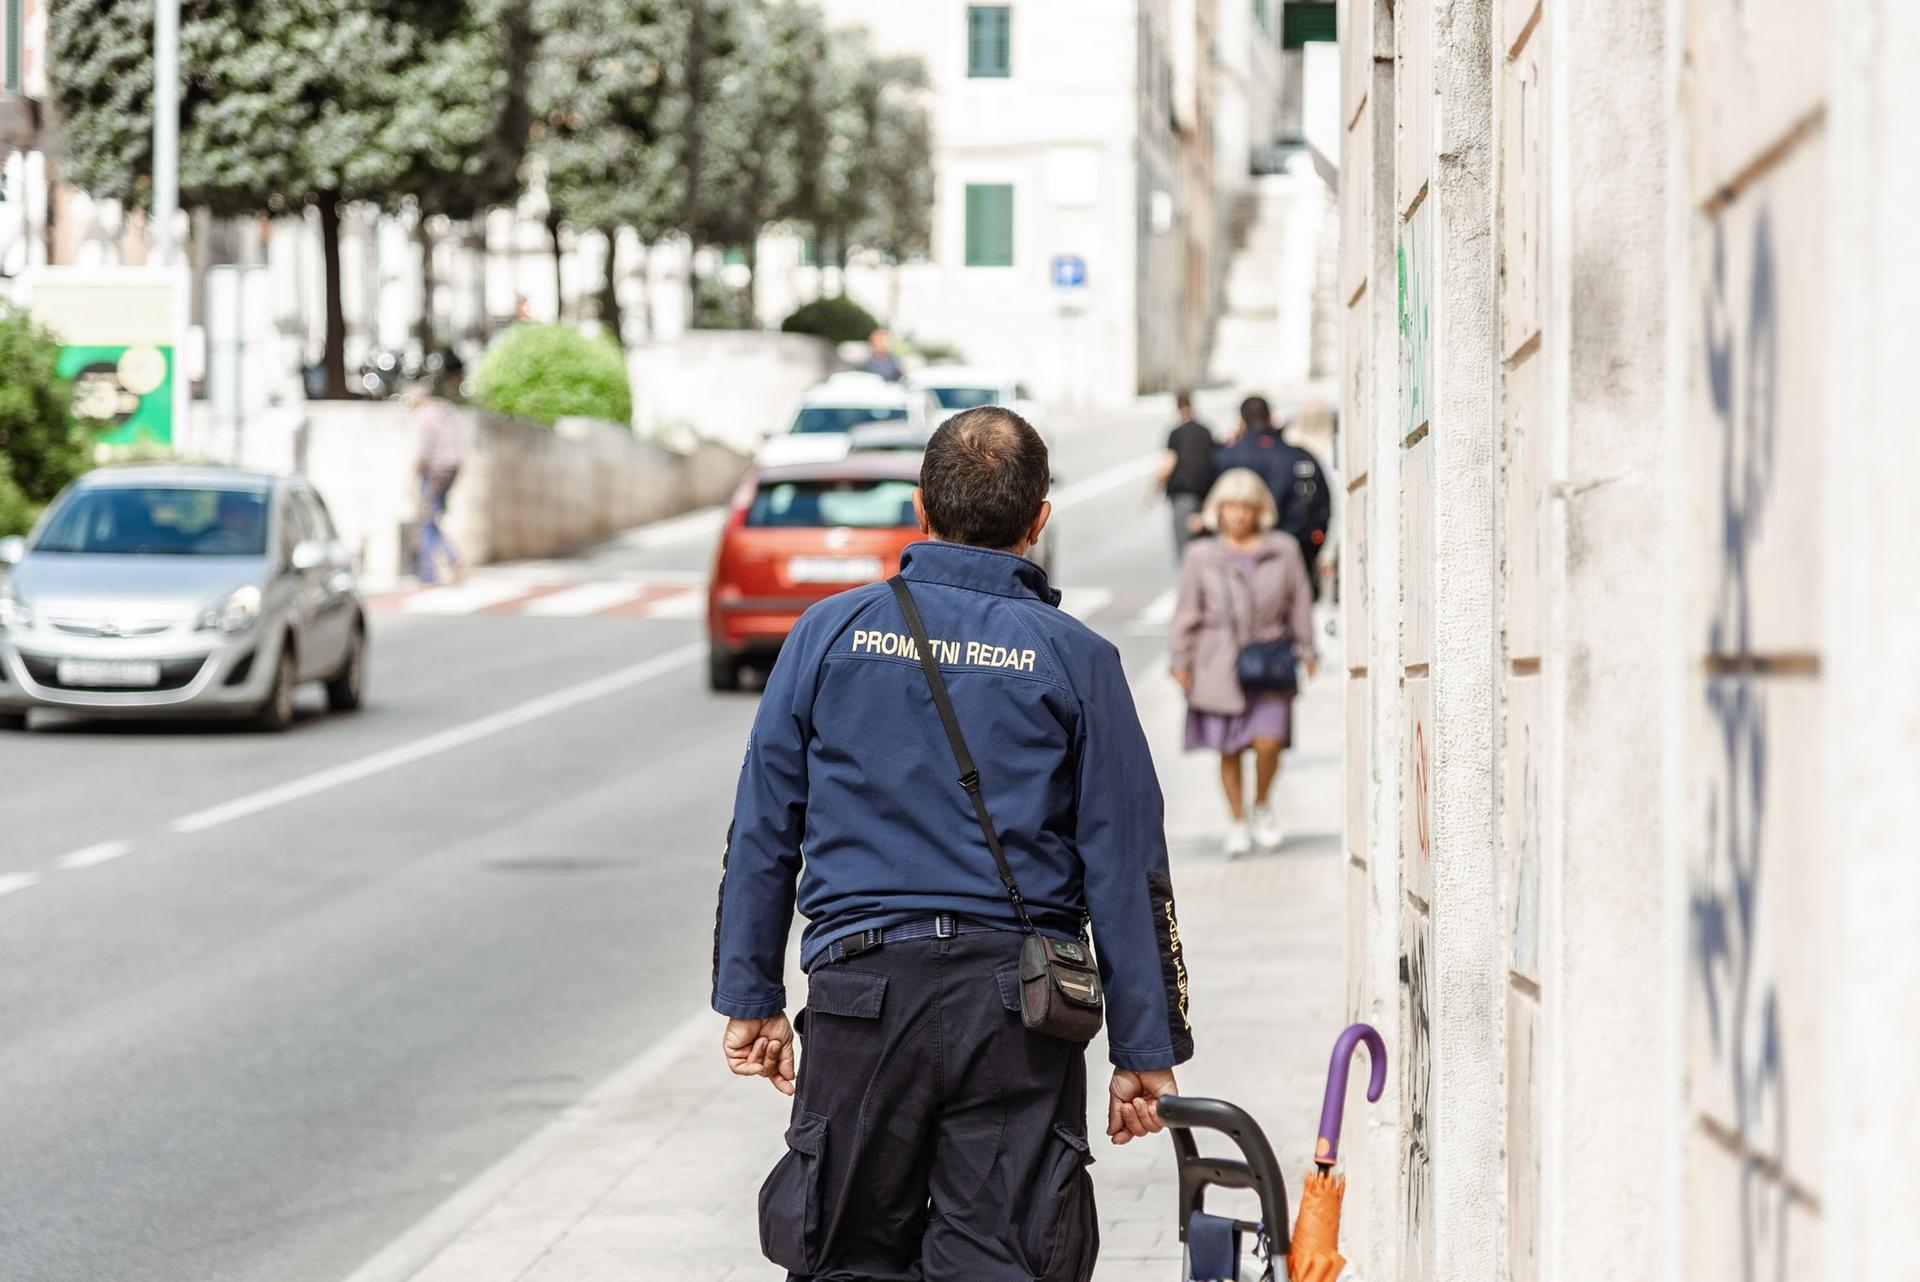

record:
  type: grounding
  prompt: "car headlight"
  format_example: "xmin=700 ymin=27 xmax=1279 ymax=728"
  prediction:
xmin=197 ymin=584 xmax=261 ymax=634
xmin=0 ymin=586 xmax=30 ymax=631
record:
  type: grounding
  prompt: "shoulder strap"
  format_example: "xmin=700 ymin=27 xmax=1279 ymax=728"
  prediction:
xmin=888 ymin=575 xmax=1036 ymax=934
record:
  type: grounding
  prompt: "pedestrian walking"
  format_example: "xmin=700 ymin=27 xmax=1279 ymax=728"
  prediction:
xmin=712 ymin=406 xmax=1193 ymax=1282
xmin=861 ymin=326 xmax=904 ymax=382
xmin=1214 ymin=395 xmax=1332 ymax=599
xmin=1155 ymin=389 xmax=1216 ymax=560
xmin=410 ymin=381 xmax=464 ymax=584
xmin=1170 ymin=468 xmax=1319 ymax=856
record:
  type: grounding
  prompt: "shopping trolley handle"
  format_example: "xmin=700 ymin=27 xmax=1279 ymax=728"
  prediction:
xmin=1160 ymin=1094 xmax=1291 ymax=1258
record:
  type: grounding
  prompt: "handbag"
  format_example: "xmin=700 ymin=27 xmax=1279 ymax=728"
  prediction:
xmin=888 ymin=576 xmax=1105 ymax=1044
xmin=1222 ymin=559 xmax=1297 ymax=696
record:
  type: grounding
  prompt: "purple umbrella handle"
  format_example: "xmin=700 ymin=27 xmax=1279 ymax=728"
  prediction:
xmin=1314 ymin=1023 xmax=1386 ymax=1169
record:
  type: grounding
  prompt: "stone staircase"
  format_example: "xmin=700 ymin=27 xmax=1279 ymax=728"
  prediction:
xmin=1207 ymin=162 xmax=1337 ymax=390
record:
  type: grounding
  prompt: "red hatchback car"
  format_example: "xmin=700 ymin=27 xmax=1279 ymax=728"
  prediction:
xmin=706 ymin=453 xmax=925 ymax=690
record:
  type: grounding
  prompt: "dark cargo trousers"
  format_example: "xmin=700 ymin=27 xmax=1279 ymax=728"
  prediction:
xmin=758 ymin=930 xmax=1098 ymax=1282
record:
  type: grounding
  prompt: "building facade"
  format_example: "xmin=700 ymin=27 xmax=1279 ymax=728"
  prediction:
xmin=759 ymin=0 xmax=1288 ymax=407
xmin=0 ymin=0 xmax=47 ymax=279
xmin=1338 ymin=0 xmax=1920 ymax=1277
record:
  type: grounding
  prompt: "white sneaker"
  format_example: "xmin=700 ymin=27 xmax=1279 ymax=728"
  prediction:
xmin=1224 ymin=822 xmax=1253 ymax=857
xmin=1251 ymin=805 xmax=1285 ymax=849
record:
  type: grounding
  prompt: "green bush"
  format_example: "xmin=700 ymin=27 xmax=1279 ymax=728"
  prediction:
xmin=780 ymin=295 xmax=880 ymax=345
xmin=0 ymin=303 xmax=84 ymax=536
xmin=471 ymin=323 xmax=633 ymax=428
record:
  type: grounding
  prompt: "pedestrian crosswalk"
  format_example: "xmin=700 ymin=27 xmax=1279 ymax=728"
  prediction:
xmin=369 ymin=574 xmax=1171 ymax=628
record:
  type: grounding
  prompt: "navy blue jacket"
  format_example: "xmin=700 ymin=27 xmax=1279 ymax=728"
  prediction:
xmin=711 ymin=541 xmax=1194 ymax=1071
xmin=1214 ymin=429 xmax=1331 ymax=567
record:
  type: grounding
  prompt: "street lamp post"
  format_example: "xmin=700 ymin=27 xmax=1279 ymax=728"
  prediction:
xmin=151 ymin=0 xmax=178 ymax=265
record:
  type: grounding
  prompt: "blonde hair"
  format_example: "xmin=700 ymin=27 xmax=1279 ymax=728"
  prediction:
xmin=1201 ymin=467 xmax=1278 ymax=533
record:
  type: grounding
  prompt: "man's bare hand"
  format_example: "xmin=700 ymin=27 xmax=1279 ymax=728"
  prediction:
xmin=1107 ymin=1068 xmax=1179 ymax=1145
xmin=723 ymin=1014 xmax=797 ymax=1096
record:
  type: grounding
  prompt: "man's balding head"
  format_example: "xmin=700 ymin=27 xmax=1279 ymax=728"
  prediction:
xmin=917 ymin=407 xmax=1052 ymax=551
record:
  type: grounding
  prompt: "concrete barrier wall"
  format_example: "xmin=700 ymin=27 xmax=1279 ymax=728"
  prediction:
xmin=627 ymin=330 xmax=841 ymax=452
xmin=177 ymin=400 xmax=748 ymax=587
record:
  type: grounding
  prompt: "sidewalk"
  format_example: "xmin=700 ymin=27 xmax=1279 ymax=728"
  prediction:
xmin=347 ymin=642 xmax=1347 ymax=1282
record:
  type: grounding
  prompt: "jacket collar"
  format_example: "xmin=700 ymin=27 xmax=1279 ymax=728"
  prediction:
xmin=899 ymin=540 xmax=1062 ymax=606
xmin=1195 ymin=532 xmax=1290 ymax=564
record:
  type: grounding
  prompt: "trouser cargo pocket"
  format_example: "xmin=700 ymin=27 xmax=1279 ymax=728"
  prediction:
xmin=759 ymin=1110 xmax=828 ymax=1274
xmin=1025 ymin=1122 xmax=1098 ymax=1282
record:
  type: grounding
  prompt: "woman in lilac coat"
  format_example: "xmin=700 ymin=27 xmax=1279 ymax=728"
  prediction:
xmin=1169 ymin=468 xmax=1319 ymax=855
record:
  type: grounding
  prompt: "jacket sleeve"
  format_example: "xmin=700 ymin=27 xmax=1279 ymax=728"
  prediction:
xmin=710 ymin=618 xmax=819 ymax=1019
xmin=1286 ymin=542 xmax=1317 ymax=664
xmin=1074 ymin=640 xmax=1195 ymax=1070
xmin=1168 ymin=546 xmax=1206 ymax=675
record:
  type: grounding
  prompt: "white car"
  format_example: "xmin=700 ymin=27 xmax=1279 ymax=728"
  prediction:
xmin=909 ymin=365 xmax=1046 ymax=428
xmin=755 ymin=372 xmax=943 ymax=468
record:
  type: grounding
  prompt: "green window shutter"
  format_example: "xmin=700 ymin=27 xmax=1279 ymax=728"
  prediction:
xmin=1282 ymin=2 xmax=1338 ymax=48
xmin=4 ymin=0 xmax=21 ymax=94
xmin=967 ymin=6 xmax=1011 ymax=78
xmin=964 ymin=184 xmax=1014 ymax=267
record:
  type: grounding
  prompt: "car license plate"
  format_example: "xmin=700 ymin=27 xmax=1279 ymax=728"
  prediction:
xmin=789 ymin=555 xmax=882 ymax=584
xmin=55 ymin=658 xmax=162 ymax=688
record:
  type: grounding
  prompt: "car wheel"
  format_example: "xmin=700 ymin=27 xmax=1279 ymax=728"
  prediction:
xmin=707 ymin=645 xmax=742 ymax=692
xmin=254 ymin=645 xmax=297 ymax=732
xmin=0 ymin=711 xmax=26 ymax=732
xmin=325 ymin=622 xmax=366 ymax=712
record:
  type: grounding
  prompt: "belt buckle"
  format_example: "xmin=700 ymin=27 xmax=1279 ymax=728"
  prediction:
xmin=841 ymin=927 xmax=882 ymax=960
xmin=934 ymin=913 xmax=955 ymax=939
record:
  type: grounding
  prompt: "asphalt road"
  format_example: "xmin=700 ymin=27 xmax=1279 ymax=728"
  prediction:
xmin=0 ymin=404 xmax=1187 ymax=1282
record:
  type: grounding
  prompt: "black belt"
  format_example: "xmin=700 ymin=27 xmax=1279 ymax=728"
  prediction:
xmin=818 ymin=913 xmax=1004 ymax=966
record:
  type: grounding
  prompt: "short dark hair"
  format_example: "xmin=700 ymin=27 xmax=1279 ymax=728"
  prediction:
xmin=919 ymin=407 xmax=1051 ymax=549
xmin=1176 ymin=389 xmax=1194 ymax=412
xmin=1239 ymin=396 xmax=1271 ymax=429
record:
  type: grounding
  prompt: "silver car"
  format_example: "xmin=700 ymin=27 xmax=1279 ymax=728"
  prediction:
xmin=0 ymin=466 xmax=366 ymax=731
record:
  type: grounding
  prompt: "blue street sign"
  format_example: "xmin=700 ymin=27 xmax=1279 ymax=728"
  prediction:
xmin=1050 ymin=255 xmax=1087 ymax=289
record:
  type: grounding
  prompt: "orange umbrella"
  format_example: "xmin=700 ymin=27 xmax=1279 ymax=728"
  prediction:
xmin=1288 ymin=1024 xmax=1385 ymax=1282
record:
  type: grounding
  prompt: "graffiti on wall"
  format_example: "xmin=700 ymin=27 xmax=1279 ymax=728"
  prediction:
xmin=1398 ymin=202 xmax=1432 ymax=438
xmin=1510 ymin=717 xmax=1540 ymax=981
xmin=1690 ymin=211 xmax=1794 ymax=1282
xmin=1399 ymin=907 xmax=1432 ymax=1282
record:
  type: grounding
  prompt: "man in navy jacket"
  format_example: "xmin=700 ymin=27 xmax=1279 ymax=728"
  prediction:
xmin=713 ymin=406 xmax=1191 ymax=1280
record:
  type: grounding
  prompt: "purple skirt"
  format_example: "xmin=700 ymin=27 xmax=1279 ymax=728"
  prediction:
xmin=1185 ymin=695 xmax=1293 ymax=753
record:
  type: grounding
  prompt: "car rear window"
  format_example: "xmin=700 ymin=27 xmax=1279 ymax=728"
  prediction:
xmin=929 ymin=386 xmax=999 ymax=410
xmin=34 ymin=487 xmax=271 ymax=556
xmin=746 ymin=478 xmax=918 ymax=529
xmin=790 ymin=405 xmax=910 ymax=434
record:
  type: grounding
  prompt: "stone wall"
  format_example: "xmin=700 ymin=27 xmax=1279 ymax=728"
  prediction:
xmin=178 ymin=400 xmax=748 ymax=588
xmin=626 ymin=330 xmax=840 ymax=453
xmin=1337 ymin=0 xmax=1920 ymax=1276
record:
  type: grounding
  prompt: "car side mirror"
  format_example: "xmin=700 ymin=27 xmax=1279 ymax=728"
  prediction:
xmin=0 ymin=535 xmax=24 ymax=565
xmin=290 ymin=539 xmax=326 ymax=571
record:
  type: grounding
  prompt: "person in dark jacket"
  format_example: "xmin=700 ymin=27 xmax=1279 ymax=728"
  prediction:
xmin=714 ymin=406 xmax=1191 ymax=1281
xmin=1155 ymin=389 xmax=1216 ymax=560
xmin=1214 ymin=395 xmax=1331 ymax=598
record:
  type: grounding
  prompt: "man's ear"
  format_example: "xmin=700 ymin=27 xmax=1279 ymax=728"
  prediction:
xmin=912 ymin=488 xmax=933 ymax=537
xmin=1027 ymin=500 xmax=1052 ymax=547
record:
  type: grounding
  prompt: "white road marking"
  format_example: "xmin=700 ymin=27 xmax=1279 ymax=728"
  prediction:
xmin=1128 ymin=587 xmax=1178 ymax=632
xmin=642 ymin=587 xmax=707 ymax=620
xmin=1057 ymin=588 xmax=1115 ymax=620
xmin=168 ymin=642 xmax=705 ymax=835
xmin=401 ymin=581 xmax=537 ymax=615
xmin=611 ymin=505 xmax=727 ymax=550
xmin=54 ymin=839 xmax=134 ymax=871
xmin=1050 ymin=451 xmax=1161 ymax=511
xmin=518 ymin=582 xmax=649 ymax=618
xmin=339 ymin=1008 xmax=717 ymax=1282
xmin=0 ymin=872 xmax=41 ymax=898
